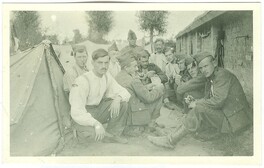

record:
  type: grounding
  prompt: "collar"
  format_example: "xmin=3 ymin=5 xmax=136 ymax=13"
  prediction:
xmin=206 ymin=67 xmax=219 ymax=81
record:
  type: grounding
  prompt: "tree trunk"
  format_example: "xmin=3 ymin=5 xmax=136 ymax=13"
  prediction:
xmin=150 ymin=28 xmax=154 ymax=53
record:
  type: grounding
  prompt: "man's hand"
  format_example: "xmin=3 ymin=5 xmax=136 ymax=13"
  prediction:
xmin=146 ymin=83 xmax=155 ymax=91
xmin=109 ymin=96 xmax=121 ymax=118
xmin=94 ymin=121 xmax=105 ymax=141
xmin=175 ymin=74 xmax=182 ymax=85
xmin=146 ymin=70 xmax=156 ymax=78
xmin=188 ymin=100 xmax=197 ymax=109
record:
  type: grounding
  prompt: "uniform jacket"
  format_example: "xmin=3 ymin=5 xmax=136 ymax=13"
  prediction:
xmin=196 ymin=67 xmax=252 ymax=132
xmin=120 ymin=45 xmax=144 ymax=60
xmin=115 ymin=70 xmax=164 ymax=125
xmin=177 ymin=74 xmax=206 ymax=99
xmin=63 ymin=64 xmax=88 ymax=92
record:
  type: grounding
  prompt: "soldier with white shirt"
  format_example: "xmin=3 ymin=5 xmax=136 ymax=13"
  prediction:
xmin=69 ymin=49 xmax=131 ymax=144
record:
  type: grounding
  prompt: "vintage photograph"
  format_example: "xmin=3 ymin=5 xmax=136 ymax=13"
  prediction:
xmin=4 ymin=2 xmax=261 ymax=162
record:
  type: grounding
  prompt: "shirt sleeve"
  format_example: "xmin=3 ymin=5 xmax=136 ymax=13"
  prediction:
xmin=69 ymin=76 xmax=98 ymax=126
xmin=131 ymin=79 xmax=163 ymax=103
xmin=63 ymin=69 xmax=76 ymax=93
xmin=105 ymin=73 xmax=131 ymax=102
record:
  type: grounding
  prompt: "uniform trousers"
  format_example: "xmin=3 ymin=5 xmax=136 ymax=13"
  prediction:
xmin=73 ymin=98 xmax=128 ymax=140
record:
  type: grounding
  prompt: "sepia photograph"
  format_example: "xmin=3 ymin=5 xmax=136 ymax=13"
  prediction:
xmin=2 ymin=1 xmax=262 ymax=165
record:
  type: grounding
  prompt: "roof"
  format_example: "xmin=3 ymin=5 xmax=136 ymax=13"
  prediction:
xmin=175 ymin=11 xmax=226 ymax=38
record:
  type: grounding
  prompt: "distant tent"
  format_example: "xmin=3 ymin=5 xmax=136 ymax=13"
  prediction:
xmin=10 ymin=41 xmax=72 ymax=156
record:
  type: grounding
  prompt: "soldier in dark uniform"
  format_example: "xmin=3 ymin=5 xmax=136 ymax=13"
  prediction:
xmin=115 ymin=51 xmax=164 ymax=135
xmin=148 ymin=52 xmax=252 ymax=148
xmin=119 ymin=29 xmax=144 ymax=61
xmin=176 ymin=56 xmax=206 ymax=113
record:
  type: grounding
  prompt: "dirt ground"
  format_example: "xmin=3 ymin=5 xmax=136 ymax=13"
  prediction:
xmin=58 ymin=105 xmax=253 ymax=156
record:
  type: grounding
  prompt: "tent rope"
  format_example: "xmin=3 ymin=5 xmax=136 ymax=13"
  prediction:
xmin=49 ymin=43 xmax=66 ymax=74
xmin=45 ymin=48 xmax=65 ymax=142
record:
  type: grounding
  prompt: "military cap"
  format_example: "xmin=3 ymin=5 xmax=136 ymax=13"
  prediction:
xmin=185 ymin=56 xmax=195 ymax=66
xmin=175 ymin=53 xmax=187 ymax=61
xmin=108 ymin=42 xmax=119 ymax=52
xmin=137 ymin=49 xmax=150 ymax=58
xmin=117 ymin=51 xmax=136 ymax=68
xmin=193 ymin=52 xmax=213 ymax=64
xmin=127 ymin=29 xmax=137 ymax=40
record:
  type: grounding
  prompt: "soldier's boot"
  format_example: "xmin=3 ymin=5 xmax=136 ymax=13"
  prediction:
xmin=168 ymin=125 xmax=189 ymax=145
xmin=147 ymin=135 xmax=175 ymax=149
xmin=147 ymin=126 xmax=189 ymax=149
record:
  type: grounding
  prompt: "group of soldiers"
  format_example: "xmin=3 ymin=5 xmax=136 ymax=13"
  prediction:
xmin=62 ymin=29 xmax=253 ymax=149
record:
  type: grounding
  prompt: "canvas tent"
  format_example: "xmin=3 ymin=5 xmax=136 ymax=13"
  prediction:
xmin=10 ymin=40 xmax=71 ymax=156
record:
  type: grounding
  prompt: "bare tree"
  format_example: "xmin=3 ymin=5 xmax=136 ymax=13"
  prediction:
xmin=137 ymin=11 xmax=169 ymax=52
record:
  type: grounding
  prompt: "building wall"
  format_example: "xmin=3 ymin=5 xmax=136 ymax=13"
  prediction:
xmin=222 ymin=12 xmax=253 ymax=107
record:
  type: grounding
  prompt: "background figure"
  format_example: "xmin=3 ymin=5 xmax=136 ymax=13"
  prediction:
xmin=108 ymin=42 xmax=121 ymax=77
xmin=63 ymin=45 xmax=89 ymax=93
xmin=119 ymin=29 xmax=144 ymax=61
xmin=163 ymin=47 xmax=180 ymax=110
xmin=149 ymin=38 xmax=168 ymax=73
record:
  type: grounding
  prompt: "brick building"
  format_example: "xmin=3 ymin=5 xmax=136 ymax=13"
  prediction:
xmin=175 ymin=11 xmax=253 ymax=107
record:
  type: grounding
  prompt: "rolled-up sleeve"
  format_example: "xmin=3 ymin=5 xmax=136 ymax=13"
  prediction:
xmin=69 ymin=77 xmax=97 ymax=126
xmin=106 ymin=73 xmax=131 ymax=102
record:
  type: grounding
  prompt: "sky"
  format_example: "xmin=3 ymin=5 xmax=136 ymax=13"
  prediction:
xmin=39 ymin=11 xmax=205 ymax=43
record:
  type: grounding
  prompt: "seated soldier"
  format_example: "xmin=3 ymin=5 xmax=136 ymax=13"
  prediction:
xmin=148 ymin=52 xmax=252 ymax=148
xmin=69 ymin=49 xmax=131 ymax=144
xmin=108 ymin=42 xmax=121 ymax=77
xmin=63 ymin=45 xmax=89 ymax=93
xmin=137 ymin=49 xmax=168 ymax=85
xmin=173 ymin=53 xmax=193 ymax=106
xmin=163 ymin=47 xmax=180 ymax=110
xmin=176 ymin=56 xmax=206 ymax=113
xmin=115 ymin=51 xmax=164 ymax=136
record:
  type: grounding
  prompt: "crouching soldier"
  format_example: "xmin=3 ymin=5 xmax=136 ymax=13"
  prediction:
xmin=115 ymin=51 xmax=164 ymax=136
xmin=148 ymin=52 xmax=252 ymax=148
xmin=69 ymin=49 xmax=131 ymax=144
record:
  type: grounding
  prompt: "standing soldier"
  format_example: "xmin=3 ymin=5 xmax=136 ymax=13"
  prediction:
xmin=148 ymin=52 xmax=252 ymax=148
xmin=108 ymin=42 xmax=121 ymax=77
xmin=63 ymin=45 xmax=89 ymax=93
xmin=149 ymin=38 xmax=168 ymax=73
xmin=120 ymin=29 xmax=144 ymax=61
